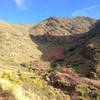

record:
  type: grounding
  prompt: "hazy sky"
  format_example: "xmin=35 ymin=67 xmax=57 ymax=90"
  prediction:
xmin=0 ymin=0 xmax=100 ymax=24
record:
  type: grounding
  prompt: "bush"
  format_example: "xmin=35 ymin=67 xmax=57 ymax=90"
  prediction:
xmin=7 ymin=58 xmax=19 ymax=66
xmin=17 ymin=71 xmax=32 ymax=82
xmin=32 ymin=78 xmax=44 ymax=89
xmin=1 ymin=72 xmax=21 ymax=84
xmin=21 ymin=61 xmax=38 ymax=68
xmin=75 ymin=85 xmax=90 ymax=96
xmin=0 ymin=79 xmax=30 ymax=100
xmin=75 ymin=85 xmax=100 ymax=100
xmin=68 ymin=47 xmax=76 ymax=52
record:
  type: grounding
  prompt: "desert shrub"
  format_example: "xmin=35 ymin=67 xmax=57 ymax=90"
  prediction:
xmin=51 ymin=59 xmax=63 ymax=71
xmin=51 ymin=62 xmax=61 ymax=72
xmin=76 ymin=85 xmax=100 ymax=100
xmin=1 ymin=72 xmax=21 ymax=84
xmin=20 ymin=61 xmax=39 ymax=68
xmin=7 ymin=58 xmax=19 ymax=66
xmin=77 ymin=96 xmax=87 ymax=100
xmin=21 ymin=61 xmax=33 ymax=68
xmin=68 ymin=47 xmax=76 ymax=52
xmin=0 ymin=79 xmax=32 ymax=100
xmin=21 ymin=62 xmax=30 ymax=68
xmin=47 ymin=90 xmax=57 ymax=98
xmin=17 ymin=71 xmax=32 ymax=82
xmin=76 ymin=85 xmax=88 ymax=96
xmin=32 ymin=78 xmax=44 ymax=89
xmin=64 ymin=50 xmax=68 ymax=55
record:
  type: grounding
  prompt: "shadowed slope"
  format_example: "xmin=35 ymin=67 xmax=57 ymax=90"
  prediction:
xmin=30 ymin=20 xmax=100 ymax=79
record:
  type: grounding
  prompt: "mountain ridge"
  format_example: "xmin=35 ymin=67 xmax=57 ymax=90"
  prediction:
xmin=0 ymin=16 xmax=100 ymax=100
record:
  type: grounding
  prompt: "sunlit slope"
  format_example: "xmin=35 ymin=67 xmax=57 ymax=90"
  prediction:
xmin=0 ymin=21 xmax=42 ymax=67
xmin=29 ymin=16 xmax=96 ymax=36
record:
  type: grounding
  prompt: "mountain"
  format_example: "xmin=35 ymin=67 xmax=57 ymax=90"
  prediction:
xmin=0 ymin=17 xmax=100 ymax=100
xmin=29 ymin=16 xmax=96 ymax=36
xmin=63 ymin=20 xmax=100 ymax=78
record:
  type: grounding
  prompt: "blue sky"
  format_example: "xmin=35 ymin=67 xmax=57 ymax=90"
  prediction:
xmin=0 ymin=0 xmax=100 ymax=24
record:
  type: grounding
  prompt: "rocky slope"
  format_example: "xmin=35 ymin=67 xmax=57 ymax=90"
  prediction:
xmin=0 ymin=17 xmax=100 ymax=100
xmin=29 ymin=16 xmax=96 ymax=36
xmin=64 ymin=20 xmax=100 ymax=78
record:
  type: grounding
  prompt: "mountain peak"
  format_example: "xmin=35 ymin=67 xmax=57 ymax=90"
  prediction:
xmin=45 ymin=16 xmax=61 ymax=23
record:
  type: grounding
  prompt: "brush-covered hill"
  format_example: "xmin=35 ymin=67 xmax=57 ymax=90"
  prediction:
xmin=0 ymin=17 xmax=100 ymax=100
xmin=0 ymin=20 xmax=43 ymax=67
xmin=29 ymin=16 xmax=96 ymax=36
xmin=64 ymin=20 xmax=100 ymax=78
xmin=29 ymin=16 xmax=96 ymax=45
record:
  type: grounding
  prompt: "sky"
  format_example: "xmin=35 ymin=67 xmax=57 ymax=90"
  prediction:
xmin=0 ymin=0 xmax=100 ymax=24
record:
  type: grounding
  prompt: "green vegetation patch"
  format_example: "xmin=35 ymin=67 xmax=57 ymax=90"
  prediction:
xmin=75 ymin=85 xmax=100 ymax=100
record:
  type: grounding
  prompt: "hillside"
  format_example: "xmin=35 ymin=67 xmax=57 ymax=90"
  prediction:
xmin=29 ymin=16 xmax=96 ymax=46
xmin=0 ymin=20 xmax=42 ymax=66
xmin=64 ymin=20 xmax=100 ymax=78
xmin=29 ymin=16 xmax=96 ymax=36
xmin=0 ymin=17 xmax=100 ymax=100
